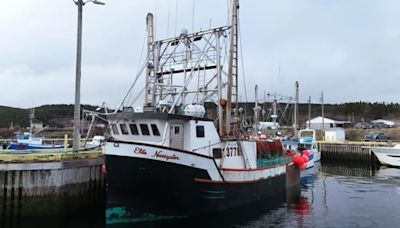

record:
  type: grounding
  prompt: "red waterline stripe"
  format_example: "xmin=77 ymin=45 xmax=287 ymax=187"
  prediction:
xmin=194 ymin=173 xmax=285 ymax=184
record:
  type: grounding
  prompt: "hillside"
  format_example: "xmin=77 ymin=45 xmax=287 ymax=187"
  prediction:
xmin=227 ymin=101 xmax=400 ymax=127
xmin=1 ymin=102 xmax=400 ymax=130
xmin=0 ymin=104 xmax=98 ymax=129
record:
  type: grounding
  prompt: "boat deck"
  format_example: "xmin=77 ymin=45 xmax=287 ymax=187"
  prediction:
xmin=256 ymin=156 xmax=292 ymax=167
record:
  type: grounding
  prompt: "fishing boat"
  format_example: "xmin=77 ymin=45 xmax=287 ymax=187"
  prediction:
xmin=104 ymin=0 xmax=300 ymax=223
xmin=371 ymin=145 xmax=400 ymax=167
xmin=298 ymin=129 xmax=321 ymax=166
xmin=8 ymin=109 xmax=64 ymax=150
xmin=8 ymin=132 xmax=64 ymax=150
xmin=282 ymin=130 xmax=320 ymax=170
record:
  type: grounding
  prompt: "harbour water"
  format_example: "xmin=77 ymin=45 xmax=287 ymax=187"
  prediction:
xmin=2 ymin=162 xmax=400 ymax=227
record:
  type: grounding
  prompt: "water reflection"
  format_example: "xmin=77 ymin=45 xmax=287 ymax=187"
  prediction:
xmin=302 ymin=162 xmax=400 ymax=227
xmin=0 ymin=192 xmax=105 ymax=228
xmin=2 ymin=162 xmax=400 ymax=227
xmin=110 ymin=188 xmax=300 ymax=228
xmin=321 ymin=160 xmax=378 ymax=177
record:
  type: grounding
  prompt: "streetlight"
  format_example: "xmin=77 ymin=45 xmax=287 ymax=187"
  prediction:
xmin=72 ymin=0 xmax=105 ymax=152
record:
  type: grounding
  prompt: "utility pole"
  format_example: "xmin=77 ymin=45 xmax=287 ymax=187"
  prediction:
xmin=29 ymin=108 xmax=35 ymax=135
xmin=72 ymin=0 xmax=105 ymax=152
xmin=294 ymin=81 xmax=299 ymax=135
xmin=321 ymin=92 xmax=324 ymax=130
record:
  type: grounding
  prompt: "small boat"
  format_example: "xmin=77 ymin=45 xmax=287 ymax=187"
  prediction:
xmin=298 ymin=129 xmax=321 ymax=166
xmin=85 ymin=135 xmax=105 ymax=149
xmin=7 ymin=108 xmax=64 ymax=150
xmin=371 ymin=144 xmax=400 ymax=167
xmin=282 ymin=139 xmax=319 ymax=170
xmin=8 ymin=132 xmax=64 ymax=150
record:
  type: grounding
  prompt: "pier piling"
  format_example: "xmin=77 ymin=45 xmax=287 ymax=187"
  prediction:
xmin=318 ymin=141 xmax=390 ymax=167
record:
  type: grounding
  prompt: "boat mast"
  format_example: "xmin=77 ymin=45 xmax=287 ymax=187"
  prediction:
xmin=144 ymin=13 xmax=156 ymax=111
xmin=216 ymin=30 xmax=224 ymax=136
xmin=308 ymin=96 xmax=311 ymax=128
xmin=225 ymin=0 xmax=239 ymax=136
xmin=294 ymin=81 xmax=299 ymax=135
xmin=272 ymin=96 xmax=277 ymax=135
xmin=253 ymin=85 xmax=259 ymax=133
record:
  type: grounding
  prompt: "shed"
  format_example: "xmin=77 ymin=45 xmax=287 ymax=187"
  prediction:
xmin=324 ymin=128 xmax=345 ymax=142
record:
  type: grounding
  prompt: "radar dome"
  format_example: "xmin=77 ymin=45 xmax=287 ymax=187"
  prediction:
xmin=184 ymin=104 xmax=205 ymax=118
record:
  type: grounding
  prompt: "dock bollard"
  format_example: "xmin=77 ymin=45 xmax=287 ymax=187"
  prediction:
xmin=64 ymin=134 xmax=68 ymax=151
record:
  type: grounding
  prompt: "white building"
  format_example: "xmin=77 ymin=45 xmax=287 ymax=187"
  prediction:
xmin=324 ymin=128 xmax=346 ymax=142
xmin=306 ymin=116 xmax=347 ymax=130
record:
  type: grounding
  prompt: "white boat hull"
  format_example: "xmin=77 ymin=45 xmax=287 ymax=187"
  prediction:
xmin=313 ymin=150 xmax=321 ymax=162
xmin=371 ymin=147 xmax=400 ymax=167
xmin=304 ymin=151 xmax=320 ymax=169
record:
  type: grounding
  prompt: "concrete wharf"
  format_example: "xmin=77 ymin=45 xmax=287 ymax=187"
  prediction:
xmin=317 ymin=141 xmax=393 ymax=166
xmin=0 ymin=148 xmax=105 ymax=219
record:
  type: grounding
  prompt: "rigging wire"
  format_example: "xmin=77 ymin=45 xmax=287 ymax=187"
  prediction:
xmin=115 ymin=55 xmax=150 ymax=113
xmin=238 ymin=13 xmax=248 ymax=120
xmin=226 ymin=0 xmax=231 ymax=25
xmin=192 ymin=0 xmax=195 ymax=33
xmin=167 ymin=0 xmax=171 ymax=37
xmin=128 ymin=86 xmax=146 ymax=108
xmin=126 ymin=28 xmax=147 ymax=106
xmin=175 ymin=0 xmax=179 ymax=37
xmin=154 ymin=0 xmax=158 ymax=39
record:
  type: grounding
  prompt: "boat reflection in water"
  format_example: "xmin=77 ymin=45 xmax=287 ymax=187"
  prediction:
xmin=108 ymin=186 xmax=301 ymax=228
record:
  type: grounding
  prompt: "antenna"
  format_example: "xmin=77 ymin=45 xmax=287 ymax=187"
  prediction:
xmin=294 ymin=81 xmax=299 ymax=134
xmin=308 ymin=96 xmax=311 ymax=128
xmin=29 ymin=108 xmax=35 ymax=135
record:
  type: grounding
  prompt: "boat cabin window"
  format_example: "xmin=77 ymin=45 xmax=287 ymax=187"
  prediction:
xmin=196 ymin=126 xmax=205 ymax=138
xmin=111 ymin=124 xmax=119 ymax=135
xmin=129 ymin=124 xmax=139 ymax=135
xmin=120 ymin=124 xmax=129 ymax=135
xmin=150 ymin=124 xmax=160 ymax=136
xmin=140 ymin=124 xmax=150 ymax=136
xmin=174 ymin=126 xmax=180 ymax=134
xmin=212 ymin=148 xmax=222 ymax=158
xmin=299 ymin=143 xmax=312 ymax=150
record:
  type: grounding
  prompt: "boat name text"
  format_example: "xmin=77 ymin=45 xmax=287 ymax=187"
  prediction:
xmin=133 ymin=147 xmax=179 ymax=160
xmin=152 ymin=151 xmax=179 ymax=161
xmin=133 ymin=147 xmax=147 ymax=155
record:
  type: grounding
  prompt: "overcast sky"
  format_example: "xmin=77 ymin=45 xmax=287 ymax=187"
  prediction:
xmin=1 ymin=0 xmax=400 ymax=108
